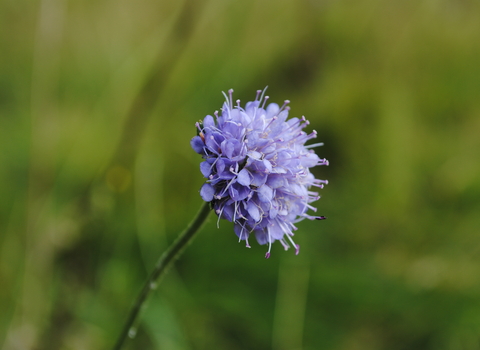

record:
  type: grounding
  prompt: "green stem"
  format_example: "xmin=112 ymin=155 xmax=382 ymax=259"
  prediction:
xmin=112 ymin=201 xmax=211 ymax=350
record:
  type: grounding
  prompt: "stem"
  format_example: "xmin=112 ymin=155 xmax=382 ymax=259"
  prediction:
xmin=112 ymin=201 xmax=211 ymax=350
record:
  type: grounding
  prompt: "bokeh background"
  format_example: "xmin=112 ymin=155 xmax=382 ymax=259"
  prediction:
xmin=2 ymin=0 xmax=480 ymax=349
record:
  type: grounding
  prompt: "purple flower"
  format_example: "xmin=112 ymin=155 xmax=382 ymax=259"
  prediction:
xmin=191 ymin=88 xmax=328 ymax=258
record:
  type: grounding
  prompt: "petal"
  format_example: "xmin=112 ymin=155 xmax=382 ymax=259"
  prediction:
xmin=203 ymin=114 xmax=215 ymax=128
xmin=245 ymin=100 xmax=260 ymax=115
xmin=262 ymin=159 xmax=272 ymax=173
xmin=301 ymin=152 xmax=320 ymax=168
xmin=254 ymin=229 xmax=268 ymax=245
xmin=269 ymin=206 xmax=279 ymax=219
xmin=216 ymin=159 xmax=225 ymax=174
xmin=200 ymin=161 xmax=211 ymax=178
xmin=221 ymin=204 xmax=234 ymax=221
xmin=277 ymin=109 xmax=289 ymax=123
xmin=200 ymin=183 xmax=215 ymax=202
xmin=190 ymin=136 xmax=205 ymax=154
xmin=269 ymin=220 xmax=285 ymax=240
xmin=229 ymin=183 xmax=250 ymax=201
xmin=221 ymin=140 xmax=237 ymax=159
xmin=237 ymin=168 xmax=252 ymax=186
xmin=266 ymin=174 xmax=284 ymax=188
xmin=258 ymin=185 xmax=273 ymax=202
xmin=205 ymin=132 xmax=224 ymax=153
xmin=251 ymin=172 xmax=268 ymax=187
xmin=265 ymin=103 xmax=280 ymax=118
xmin=247 ymin=201 xmax=261 ymax=222
xmin=247 ymin=150 xmax=262 ymax=160
xmin=234 ymin=224 xmax=249 ymax=240
xmin=271 ymin=166 xmax=287 ymax=174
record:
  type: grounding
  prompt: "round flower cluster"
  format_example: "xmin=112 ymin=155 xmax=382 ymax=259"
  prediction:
xmin=191 ymin=89 xmax=328 ymax=258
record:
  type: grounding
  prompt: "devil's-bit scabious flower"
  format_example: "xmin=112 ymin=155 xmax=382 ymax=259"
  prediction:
xmin=191 ymin=88 xmax=328 ymax=258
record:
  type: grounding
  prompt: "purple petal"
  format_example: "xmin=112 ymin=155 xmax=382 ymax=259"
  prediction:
xmin=190 ymin=136 xmax=205 ymax=154
xmin=200 ymin=183 xmax=215 ymax=202
xmin=200 ymin=161 xmax=211 ymax=178
xmin=266 ymin=174 xmax=285 ymax=188
xmin=237 ymin=169 xmax=252 ymax=186
xmin=221 ymin=140 xmax=237 ymax=159
xmin=247 ymin=201 xmax=261 ymax=222
xmin=258 ymin=185 xmax=273 ymax=202
xmin=228 ymin=183 xmax=250 ymax=201
xmin=269 ymin=220 xmax=285 ymax=240
xmin=203 ymin=115 xmax=215 ymax=128
xmin=269 ymin=204 xmax=279 ymax=219
xmin=265 ymin=103 xmax=280 ymax=118
xmin=247 ymin=150 xmax=262 ymax=160
xmin=216 ymin=159 xmax=225 ymax=174
xmin=221 ymin=204 xmax=234 ymax=221
xmin=254 ymin=229 xmax=268 ymax=245
xmin=277 ymin=109 xmax=289 ymax=123
xmin=234 ymin=224 xmax=249 ymax=240
xmin=251 ymin=172 xmax=268 ymax=187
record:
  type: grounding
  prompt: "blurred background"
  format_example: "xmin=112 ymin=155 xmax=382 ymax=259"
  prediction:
xmin=1 ymin=0 xmax=480 ymax=349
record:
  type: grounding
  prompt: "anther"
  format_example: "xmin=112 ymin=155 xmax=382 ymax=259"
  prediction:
xmin=261 ymin=96 xmax=269 ymax=109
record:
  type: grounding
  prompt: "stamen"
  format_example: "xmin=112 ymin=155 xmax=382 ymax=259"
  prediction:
xmin=318 ymin=158 xmax=329 ymax=166
xmin=255 ymin=89 xmax=262 ymax=101
xmin=258 ymin=86 xmax=268 ymax=104
xmin=305 ymin=204 xmax=317 ymax=212
xmin=264 ymin=116 xmax=278 ymax=131
xmin=276 ymin=117 xmax=302 ymax=136
xmin=233 ymin=201 xmax=239 ymax=222
xmin=261 ymin=96 xmax=269 ymax=109
xmin=215 ymin=206 xmax=225 ymax=228
xmin=305 ymin=142 xmax=324 ymax=149
xmin=284 ymin=232 xmax=299 ymax=255
xmin=265 ymin=228 xmax=273 ymax=259
xmin=221 ymin=91 xmax=229 ymax=107
xmin=228 ymin=89 xmax=234 ymax=109
xmin=288 ymin=222 xmax=298 ymax=231
xmin=245 ymin=236 xmax=251 ymax=248
xmin=279 ymin=100 xmax=290 ymax=112
xmin=280 ymin=239 xmax=290 ymax=251
xmin=218 ymin=177 xmax=237 ymax=198
xmin=237 ymin=223 xmax=247 ymax=242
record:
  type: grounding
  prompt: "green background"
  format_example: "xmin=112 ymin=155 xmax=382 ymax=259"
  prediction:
xmin=1 ymin=0 xmax=480 ymax=349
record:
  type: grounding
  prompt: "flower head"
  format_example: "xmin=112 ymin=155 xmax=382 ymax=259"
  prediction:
xmin=191 ymin=88 xmax=328 ymax=258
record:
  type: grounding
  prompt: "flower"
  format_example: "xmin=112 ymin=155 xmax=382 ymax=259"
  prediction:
xmin=191 ymin=88 xmax=328 ymax=258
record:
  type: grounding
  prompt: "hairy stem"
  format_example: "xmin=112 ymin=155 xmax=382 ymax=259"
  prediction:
xmin=112 ymin=201 xmax=211 ymax=350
